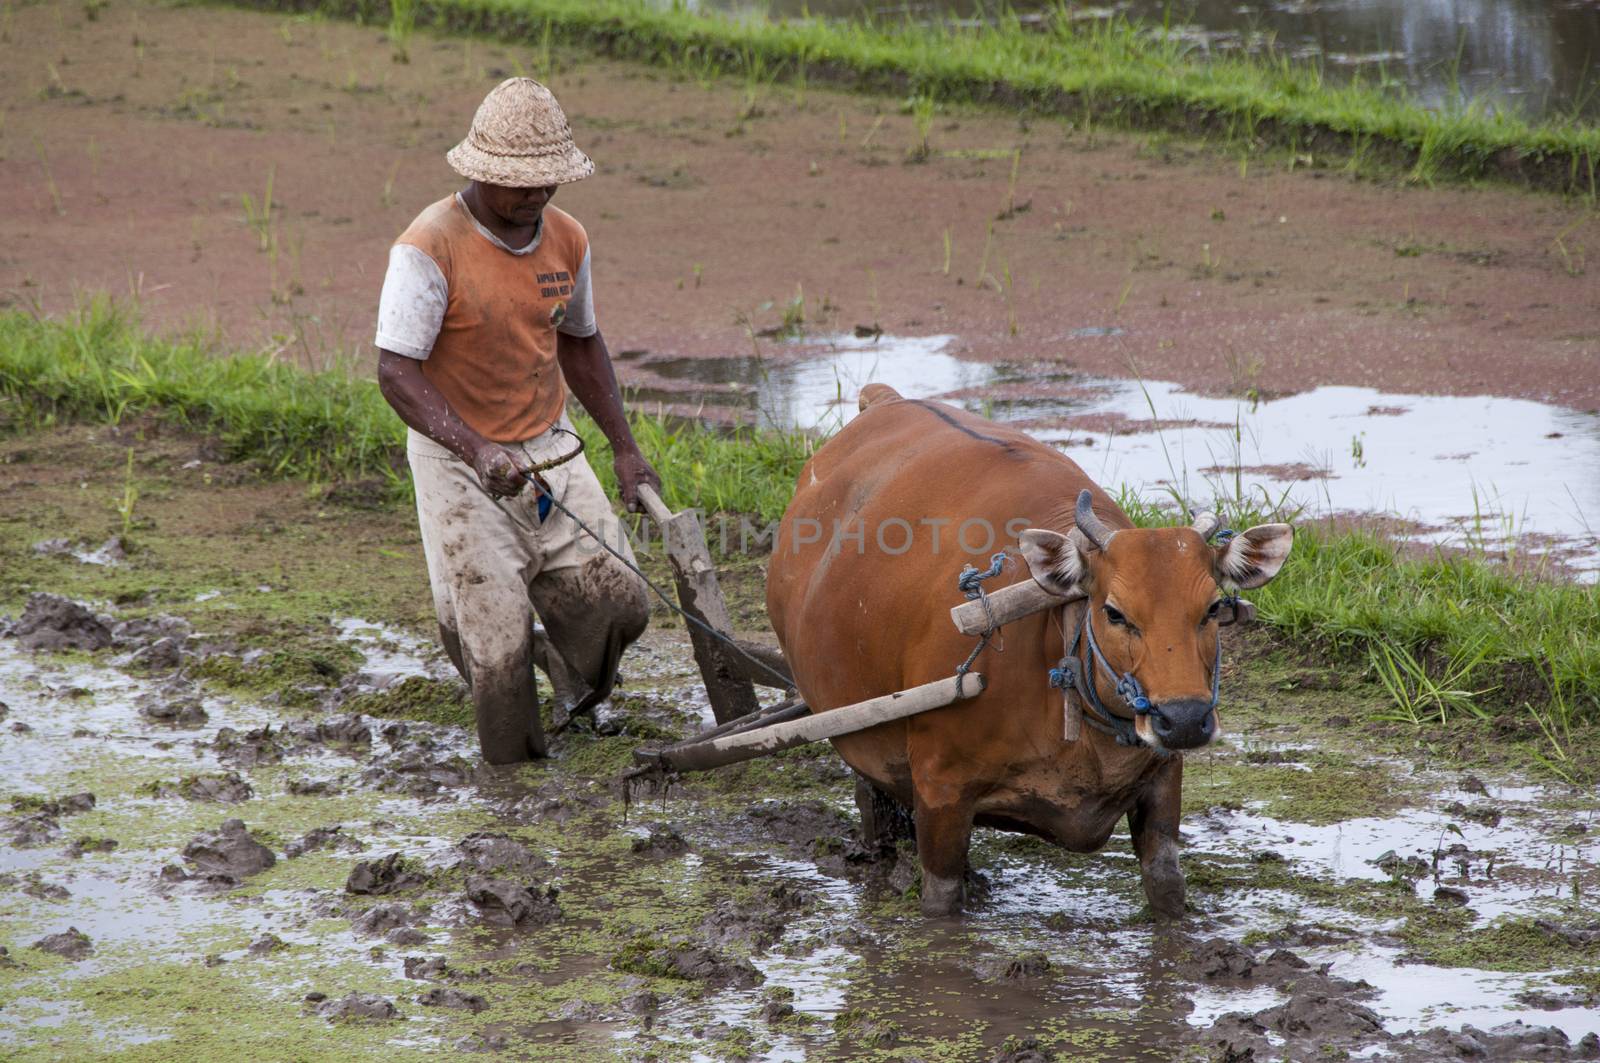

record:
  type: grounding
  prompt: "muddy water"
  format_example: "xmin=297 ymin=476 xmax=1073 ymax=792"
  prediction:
xmin=621 ymin=337 xmax=1600 ymax=573
xmin=3 ymin=616 xmax=1599 ymax=1059
xmin=668 ymin=0 xmax=1600 ymax=122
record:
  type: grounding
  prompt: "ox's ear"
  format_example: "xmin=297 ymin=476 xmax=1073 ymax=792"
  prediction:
xmin=1214 ymin=524 xmax=1293 ymax=589
xmin=1018 ymin=529 xmax=1089 ymax=597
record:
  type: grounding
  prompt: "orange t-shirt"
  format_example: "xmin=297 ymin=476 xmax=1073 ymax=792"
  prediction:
xmin=394 ymin=196 xmax=589 ymax=442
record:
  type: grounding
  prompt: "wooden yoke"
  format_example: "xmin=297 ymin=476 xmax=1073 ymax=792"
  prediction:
xmin=637 ymin=485 xmax=763 ymax=725
xmin=949 ymin=578 xmax=1083 ymax=636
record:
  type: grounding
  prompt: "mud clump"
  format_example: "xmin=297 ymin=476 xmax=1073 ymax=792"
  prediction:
xmin=611 ymin=937 xmax=762 ymax=989
xmin=989 ymin=1035 xmax=1055 ymax=1063
xmin=699 ymin=880 xmax=813 ymax=951
xmin=835 ymin=1011 xmax=902 ymax=1049
xmin=247 ymin=933 xmax=288 ymax=956
xmin=211 ymin=726 xmax=284 ymax=768
xmin=1253 ymin=993 xmax=1386 ymax=1039
xmin=7 ymin=812 xmax=61 ymax=848
xmin=285 ymin=825 xmax=361 ymax=858
xmin=403 ymin=956 xmax=451 ymax=981
xmin=747 ymin=800 xmax=856 ymax=854
xmin=11 ymin=792 xmax=96 ymax=817
xmin=181 ymin=772 xmax=252 ymax=803
xmin=145 ymin=772 xmax=252 ymax=803
xmin=287 ymin=714 xmax=371 ymax=747
xmin=128 ymin=637 xmax=185 ymax=672
xmin=362 ymin=750 xmax=472 ymax=794
xmin=417 ymin=987 xmax=489 ymax=1013
xmin=1534 ymin=918 xmax=1600 ymax=948
xmin=181 ymin=819 xmax=276 ymax=882
xmin=137 ymin=676 xmax=207 ymax=726
xmin=976 ymin=952 xmax=1054 ymax=982
xmin=65 ymin=836 xmax=118 ymax=858
xmin=314 ymin=993 xmax=402 ymax=1022
xmin=1411 ymin=1020 xmax=1598 ymax=1060
xmin=287 ymin=777 xmax=343 ymax=796
xmin=351 ymin=903 xmax=417 ymax=937
xmin=453 ymin=833 xmax=548 ymax=877
xmin=346 ymin=853 xmax=427 ymax=895
xmin=1 ymin=871 xmax=71 ymax=900
xmin=32 ymin=927 xmax=93 ymax=961
xmin=464 ymin=874 xmax=561 ymax=928
xmin=7 ymin=594 xmax=112 ymax=652
xmin=140 ymin=695 xmax=208 ymax=727
xmin=631 ymin=824 xmax=688 ymax=858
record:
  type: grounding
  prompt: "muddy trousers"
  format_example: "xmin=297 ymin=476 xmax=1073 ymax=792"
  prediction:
xmin=408 ymin=424 xmax=650 ymax=764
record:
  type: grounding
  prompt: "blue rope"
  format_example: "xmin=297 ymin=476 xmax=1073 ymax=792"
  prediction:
xmin=1047 ymin=660 xmax=1076 ymax=691
xmin=954 ymin=552 xmax=1009 ymax=696
xmin=957 ymin=552 xmax=1008 ymax=599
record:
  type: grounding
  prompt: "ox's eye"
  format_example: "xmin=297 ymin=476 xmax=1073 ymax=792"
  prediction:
xmin=1103 ymin=603 xmax=1134 ymax=630
xmin=1204 ymin=599 xmax=1224 ymax=625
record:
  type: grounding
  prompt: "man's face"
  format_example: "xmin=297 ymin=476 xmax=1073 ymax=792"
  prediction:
xmin=478 ymin=182 xmax=557 ymax=228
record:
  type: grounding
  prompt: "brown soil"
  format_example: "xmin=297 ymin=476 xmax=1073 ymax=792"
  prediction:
xmin=2 ymin=0 xmax=1598 ymax=407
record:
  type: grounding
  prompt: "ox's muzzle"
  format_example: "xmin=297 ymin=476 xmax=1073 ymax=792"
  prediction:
xmin=1144 ymin=698 xmax=1217 ymax=751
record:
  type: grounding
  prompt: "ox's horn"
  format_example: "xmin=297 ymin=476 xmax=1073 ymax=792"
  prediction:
xmin=1074 ymin=490 xmax=1116 ymax=551
xmin=1191 ymin=510 xmax=1221 ymax=540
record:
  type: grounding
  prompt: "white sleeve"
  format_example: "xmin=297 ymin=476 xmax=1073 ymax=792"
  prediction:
xmin=375 ymin=244 xmax=447 ymax=359
xmin=557 ymin=247 xmax=597 ymax=338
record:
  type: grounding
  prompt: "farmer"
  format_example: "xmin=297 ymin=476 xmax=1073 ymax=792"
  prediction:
xmin=375 ymin=78 xmax=656 ymax=765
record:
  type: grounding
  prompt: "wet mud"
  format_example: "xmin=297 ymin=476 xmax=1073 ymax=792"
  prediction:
xmin=2 ymin=558 xmax=1597 ymax=1059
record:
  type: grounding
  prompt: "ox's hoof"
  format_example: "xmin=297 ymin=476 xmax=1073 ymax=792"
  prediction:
xmin=1142 ymin=873 xmax=1187 ymax=920
xmin=920 ymin=872 xmax=964 ymax=917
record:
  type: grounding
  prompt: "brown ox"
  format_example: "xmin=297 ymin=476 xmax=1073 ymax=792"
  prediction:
xmin=766 ymin=385 xmax=1293 ymax=916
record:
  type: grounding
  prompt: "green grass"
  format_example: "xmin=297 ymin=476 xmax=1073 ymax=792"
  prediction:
xmin=1 ymin=302 xmax=1595 ymax=744
xmin=0 ymin=301 xmax=814 ymax=522
xmin=1246 ymin=527 xmax=1600 ymax=723
xmin=224 ymin=0 xmax=1600 ymax=194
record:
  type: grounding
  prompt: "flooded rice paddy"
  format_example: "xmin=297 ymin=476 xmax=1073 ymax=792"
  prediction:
xmin=667 ymin=0 xmax=1600 ymax=122
xmin=621 ymin=336 xmax=1600 ymax=574
xmin=2 ymin=595 xmax=1598 ymax=1059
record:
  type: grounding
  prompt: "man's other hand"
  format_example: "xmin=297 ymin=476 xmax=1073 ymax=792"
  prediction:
xmin=471 ymin=443 xmax=527 ymax=498
xmin=614 ymin=449 xmax=662 ymax=513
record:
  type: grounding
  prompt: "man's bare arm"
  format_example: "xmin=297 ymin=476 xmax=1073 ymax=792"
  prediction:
xmin=555 ymin=329 xmax=660 ymax=511
xmin=377 ymin=349 xmax=526 ymax=498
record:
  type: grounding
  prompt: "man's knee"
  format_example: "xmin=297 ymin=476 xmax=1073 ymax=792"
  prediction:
xmin=614 ymin=574 xmax=650 ymax=643
xmin=577 ymin=554 xmax=650 ymax=638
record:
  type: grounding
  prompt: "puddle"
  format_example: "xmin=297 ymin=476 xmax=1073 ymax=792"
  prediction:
xmin=622 ymin=337 xmax=1600 ymax=572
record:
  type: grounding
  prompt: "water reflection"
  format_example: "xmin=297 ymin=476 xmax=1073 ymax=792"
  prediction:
xmin=654 ymin=0 xmax=1600 ymax=120
xmin=619 ymin=336 xmax=1600 ymax=572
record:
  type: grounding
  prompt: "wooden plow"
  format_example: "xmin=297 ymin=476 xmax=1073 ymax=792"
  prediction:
xmin=629 ymin=486 xmax=1252 ymax=777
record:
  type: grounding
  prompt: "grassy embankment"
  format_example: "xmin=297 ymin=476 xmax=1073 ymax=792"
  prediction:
xmin=0 ymin=303 xmax=1596 ymax=778
xmin=229 ymin=0 xmax=1600 ymax=195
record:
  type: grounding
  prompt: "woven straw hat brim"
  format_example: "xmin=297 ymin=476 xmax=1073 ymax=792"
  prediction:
xmin=446 ymin=138 xmax=594 ymax=187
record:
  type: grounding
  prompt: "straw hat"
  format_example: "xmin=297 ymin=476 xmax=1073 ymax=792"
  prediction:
xmin=446 ymin=78 xmax=594 ymax=187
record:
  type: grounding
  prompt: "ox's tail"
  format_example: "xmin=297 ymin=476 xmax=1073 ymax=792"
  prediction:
xmin=857 ymin=383 xmax=903 ymax=412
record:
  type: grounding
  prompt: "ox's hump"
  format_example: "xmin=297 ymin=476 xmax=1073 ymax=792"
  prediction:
xmin=857 ymin=383 xmax=903 ymax=411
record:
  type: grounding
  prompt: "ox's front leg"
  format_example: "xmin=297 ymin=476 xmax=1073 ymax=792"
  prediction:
xmin=912 ymin=782 xmax=975 ymax=917
xmin=1128 ymin=755 xmax=1186 ymax=919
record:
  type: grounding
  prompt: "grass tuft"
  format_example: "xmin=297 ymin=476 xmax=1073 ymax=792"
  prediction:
xmin=216 ymin=0 xmax=1600 ymax=194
